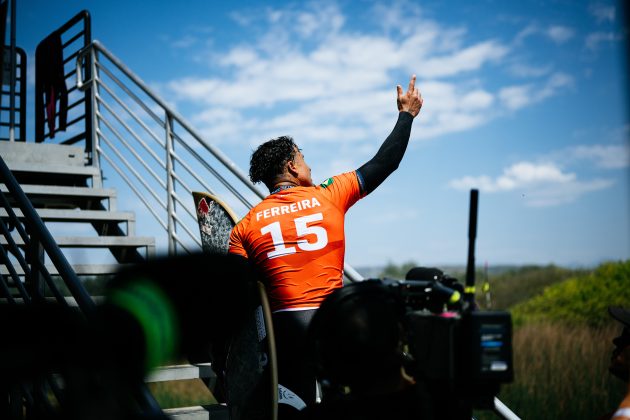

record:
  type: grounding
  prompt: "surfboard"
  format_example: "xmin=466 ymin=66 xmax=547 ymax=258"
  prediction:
xmin=193 ymin=191 xmax=240 ymax=254
xmin=192 ymin=191 xmax=278 ymax=420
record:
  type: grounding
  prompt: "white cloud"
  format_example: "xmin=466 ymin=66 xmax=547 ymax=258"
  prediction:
xmin=546 ymin=26 xmax=575 ymax=44
xmin=448 ymin=160 xmax=616 ymax=207
xmin=449 ymin=162 xmax=575 ymax=193
xmin=589 ymin=4 xmax=616 ymax=23
xmin=499 ymin=72 xmax=573 ymax=110
xmin=229 ymin=10 xmax=255 ymax=27
xmin=585 ymin=31 xmax=621 ymax=51
xmin=460 ymin=90 xmax=494 ymax=108
xmin=191 ymin=107 xmax=245 ymax=140
xmin=506 ymin=162 xmax=575 ymax=184
xmin=567 ymin=144 xmax=630 ymax=169
xmin=514 ymin=24 xmax=539 ymax=45
xmin=161 ymin=1 xmax=584 ymax=151
xmin=508 ymin=63 xmax=552 ymax=78
xmin=498 ymin=85 xmax=530 ymax=110
xmin=418 ymin=40 xmax=508 ymax=78
xmin=295 ymin=3 xmax=345 ymax=37
xmin=515 ymin=24 xmax=575 ymax=45
xmin=524 ymin=178 xmax=615 ymax=207
xmin=219 ymin=47 xmax=259 ymax=67
xmin=371 ymin=0 xmax=424 ymax=36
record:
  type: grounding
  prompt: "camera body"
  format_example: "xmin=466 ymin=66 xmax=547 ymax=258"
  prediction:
xmin=381 ymin=273 xmax=514 ymax=416
xmin=311 ymin=273 xmax=513 ymax=419
xmin=405 ymin=309 xmax=513 ymax=405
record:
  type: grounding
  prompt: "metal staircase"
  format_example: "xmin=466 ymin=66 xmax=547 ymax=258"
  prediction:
xmin=0 ymin=141 xmax=155 ymax=268
xmin=0 ymin=5 xmax=362 ymax=419
xmin=0 ymin=8 xmax=230 ymax=418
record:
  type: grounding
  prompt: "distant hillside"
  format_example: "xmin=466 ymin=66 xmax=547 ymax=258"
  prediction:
xmin=480 ymin=264 xmax=592 ymax=310
xmin=356 ymin=262 xmax=586 ymax=310
xmin=357 ymin=262 xmax=526 ymax=281
xmin=511 ymin=260 xmax=630 ymax=327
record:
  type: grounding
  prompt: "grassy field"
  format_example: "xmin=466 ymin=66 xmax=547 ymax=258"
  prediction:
xmin=475 ymin=260 xmax=630 ymax=419
xmin=475 ymin=322 xmax=625 ymax=419
xmin=149 ymin=323 xmax=627 ymax=418
xmin=146 ymin=261 xmax=630 ymax=418
xmin=148 ymin=378 xmax=216 ymax=409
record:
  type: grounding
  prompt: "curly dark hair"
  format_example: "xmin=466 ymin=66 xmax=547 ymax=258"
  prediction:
xmin=249 ymin=136 xmax=298 ymax=190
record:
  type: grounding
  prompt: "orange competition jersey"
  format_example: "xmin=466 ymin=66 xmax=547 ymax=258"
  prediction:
xmin=229 ymin=172 xmax=364 ymax=312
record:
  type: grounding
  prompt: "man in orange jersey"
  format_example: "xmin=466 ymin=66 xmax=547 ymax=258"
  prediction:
xmin=229 ymin=74 xmax=423 ymax=417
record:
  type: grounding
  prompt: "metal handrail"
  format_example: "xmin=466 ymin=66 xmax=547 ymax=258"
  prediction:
xmin=0 ymin=154 xmax=95 ymax=313
xmin=77 ymin=41 xmax=260 ymax=199
xmin=74 ymin=40 xmax=365 ymax=281
xmin=76 ymin=42 xmax=260 ymax=250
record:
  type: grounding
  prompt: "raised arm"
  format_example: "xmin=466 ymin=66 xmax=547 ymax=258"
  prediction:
xmin=357 ymin=75 xmax=423 ymax=195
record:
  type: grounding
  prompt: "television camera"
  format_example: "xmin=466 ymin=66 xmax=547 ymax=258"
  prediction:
xmin=309 ymin=190 xmax=515 ymax=420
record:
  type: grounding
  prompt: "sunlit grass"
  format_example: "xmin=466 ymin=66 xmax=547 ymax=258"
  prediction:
xmin=475 ymin=322 xmax=625 ymax=419
xmin=147 ymin=378 xmax=217 ymax=409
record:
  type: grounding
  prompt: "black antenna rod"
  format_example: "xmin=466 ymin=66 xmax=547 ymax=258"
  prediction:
xmin=465 ymin=189 xmax=479 ymax=306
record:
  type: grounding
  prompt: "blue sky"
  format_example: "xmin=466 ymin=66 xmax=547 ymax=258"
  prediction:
xmin=19 ymin=0 xmax=629 ymax=268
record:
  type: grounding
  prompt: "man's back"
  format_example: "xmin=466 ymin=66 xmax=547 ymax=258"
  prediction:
xmin=229 ymin=171 xmax=362 ymax=312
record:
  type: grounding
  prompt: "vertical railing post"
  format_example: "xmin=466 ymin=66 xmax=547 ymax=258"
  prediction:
xmin=87 ymin=48 xmax=103 ymax=188
xmin=8 ymin=0 xmax=16 ymax=142
xmin=165 ymin=113 xmax=176 ymax=255
xmin=87 ymin=46 xmax=97 ymax=164
xmin=81 ymin=11 xmax=97 ymax=168
xmin=84 ymin=46 xmax=99 ymax=172
xmin=17 ymin=49 xmax=26 ymax=142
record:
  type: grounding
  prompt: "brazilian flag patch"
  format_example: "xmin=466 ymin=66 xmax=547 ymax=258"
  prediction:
xmin=320 ymin=178 xmax=334 ymax=188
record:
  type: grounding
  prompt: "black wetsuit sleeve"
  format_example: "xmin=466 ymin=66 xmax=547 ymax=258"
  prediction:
xmin=356 ymin=111 xmax=414 ymax=195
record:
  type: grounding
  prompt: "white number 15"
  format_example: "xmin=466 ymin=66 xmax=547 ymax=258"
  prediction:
xmin=260 ymin=213 xmax=328 ymax=259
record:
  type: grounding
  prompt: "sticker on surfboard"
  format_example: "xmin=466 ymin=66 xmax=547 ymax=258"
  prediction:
xmin=193 ymin=191 xmax=238 ymax=254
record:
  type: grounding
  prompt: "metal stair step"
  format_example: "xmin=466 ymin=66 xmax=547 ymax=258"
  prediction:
xmin=146 ymin=363 xmax=216 ymax=384
xmin=163 ymin=405 xmax=228 ymax=420
xmin=1 ymin=296 xmax=105 ymax=306
xmin=1 ymin=264 xmax=122 ymax=276
xmin=6 ymin=162 xmax=102 ymax=187
xmin=0 ymin=184 xmax=117 ymax=210
xmin=2 ymin=235 xmax=155 ymax=251
xmin=1 ymin=208 xmax=134 ymax=224
xmin=6 ymin=162 xmax=101 ymax=177
xmin=0 ymin=142 xmax=85 ymax=167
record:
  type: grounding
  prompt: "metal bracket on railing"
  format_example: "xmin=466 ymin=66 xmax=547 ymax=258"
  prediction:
xmin=76 ymin=45 xmax=94 ymax=92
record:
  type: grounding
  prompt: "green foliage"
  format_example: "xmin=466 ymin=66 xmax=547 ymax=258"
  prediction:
xmin=511 ymin=260 xmax=630 ymax=327
xmin=376 ymin=261 xmax=584 ymax=310
xmin=379 ymin=260 xmax=419 ymax=279
xmin=477 ymin=264 xmax=589 ymax=310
